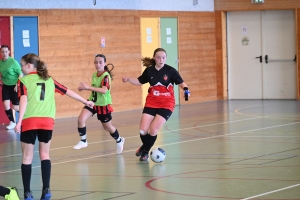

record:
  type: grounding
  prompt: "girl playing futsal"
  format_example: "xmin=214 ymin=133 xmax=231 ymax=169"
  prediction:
xmin=73 ymin=54 xmax=125 ymax=154
xmin=0 ymin=185 xmax=19 ymax=200
xmin=14 ymin=53 xmax=94 ymax=200
xmin=122 ymin=48 xmax=190 ymax=161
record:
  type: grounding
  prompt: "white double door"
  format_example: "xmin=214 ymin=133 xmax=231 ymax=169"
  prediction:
xmin=228 ymin=10 xmax=296 ymax=99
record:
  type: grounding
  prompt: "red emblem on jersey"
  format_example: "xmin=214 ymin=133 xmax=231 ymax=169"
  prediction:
xmin=164 ymin=75 xmax=168 ymax=81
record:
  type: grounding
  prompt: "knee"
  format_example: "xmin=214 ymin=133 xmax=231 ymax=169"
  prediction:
xmin=40 ymin=152 xmax=50 ymax=161
xmin=149 ymin=128 xmax=159 ymax=136
xmin=78 ymin=116 xmax=85 ymax=125
xmin=22 ymin=154 xmax=33 ymax=164
xmin=12 ymin=105 xmax=19 ymax=111
xmin=139 ymin=130 xmax=147 ymax=136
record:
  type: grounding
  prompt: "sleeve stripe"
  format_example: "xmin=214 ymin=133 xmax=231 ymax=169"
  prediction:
xmin=54 ymin=80 xmax=68 ymax=94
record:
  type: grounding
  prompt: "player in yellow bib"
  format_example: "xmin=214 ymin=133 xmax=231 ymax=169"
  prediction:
xmin=14 ymin=53 xmax=94 ymax=200
xmin=0 ymin=185 xmax=19 ymax=200
xmin=73 ymin=54 xmax=125 ymax=154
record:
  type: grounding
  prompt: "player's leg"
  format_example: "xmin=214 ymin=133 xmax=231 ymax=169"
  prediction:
xmin=0 ymin=185 xmax=20 ymax=200
xmin=20 ymin=130 xmax=35 ymax=200
xmin=100 ymin=114 xmax=125 ymax=154
xmin=136 ymin=107 xmax=156 ymax=159
xmin=11 ymin=86 xmax=20 ymax=112
xmin=140 ymin=109 xmax=172 ymax=161
xmin=73 ymin=107 xmax=94 ymax=149
xmin=38 ymin=130 xmax=52 ymax=200
xmin=2 ymin=85 xmax=15 ymax=129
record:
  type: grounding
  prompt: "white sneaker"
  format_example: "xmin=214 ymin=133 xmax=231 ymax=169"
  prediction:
xmin=73 ymin=141 xmax=88 ymax=149
xmin=116 ymin=137 xmax=125 ymax=154
xmin=6 ymin=121 xmax=16 ymax=130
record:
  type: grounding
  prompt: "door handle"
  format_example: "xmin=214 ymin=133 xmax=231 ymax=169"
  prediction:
xmin=255 ymin=55 xmax=262 ymax=63
xmin=265 ymin=54 xmax=296 ymax=63
xmin=265 ymin=55 xmax=268 ymax=63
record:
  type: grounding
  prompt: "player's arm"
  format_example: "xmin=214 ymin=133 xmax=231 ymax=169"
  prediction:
xmin=78 ymin=82 xmax=108 ymax=94
xmin=54 ymin=80 xmax=94 ymax=107
xmin=15 ymin=81 xmax=27 ymax=133
xmin=122 ymin=77 xmax=142 ymax=86
xmin=65 ymin=89 xmax=94 ymax=107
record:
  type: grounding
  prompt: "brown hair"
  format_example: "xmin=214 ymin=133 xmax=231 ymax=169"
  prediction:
xmin=1 ymin=45 xmax=10 ymax=50
xmin=21 ymin=53 xmax=51 ymax=80
xmin=95 ymin=54 xmax=114 ymax=80
xmin=141 ymin=48 xmax=167 ymax=67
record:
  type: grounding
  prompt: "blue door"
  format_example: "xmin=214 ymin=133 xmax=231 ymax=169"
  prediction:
xmin=13 ymin=16 xmax=39 ymax=63
xmin=13 ymin=16 xmax=38 ymax=122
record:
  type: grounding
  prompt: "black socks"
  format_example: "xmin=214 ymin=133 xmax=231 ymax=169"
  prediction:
xmin=110 ymin=129 xmax=121 ymax=143
xmin=78 ymin=127 xmax=87 ymax=142
xmin=143 ymin=135 xmax=157 ymax=153
xmin=21 ymin=164 xmax=32 ymax=193
xmin=5 ymin=109 xmax=14 ymax=122
xmin=41 ymin=160 xmax=51 ymax=190
xmin=0 ymin=185 xmax=10 ymax=197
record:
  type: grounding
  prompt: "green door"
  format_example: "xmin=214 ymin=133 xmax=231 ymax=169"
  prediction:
xmin=160 ymin=18 xmax=179 ymax=105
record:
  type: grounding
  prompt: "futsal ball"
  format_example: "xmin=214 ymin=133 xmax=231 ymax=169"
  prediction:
xmin=150 ymin=147 xmax=166 ymax=163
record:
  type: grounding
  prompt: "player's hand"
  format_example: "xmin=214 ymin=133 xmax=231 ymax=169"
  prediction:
xmin=14 ymin=85 xmax=18 ymax=92
xmin=78 ymin=82 xmax=90 ymax=91
xmin=85 ymin=100 xmax=94 ymax=108
xmin=14 ymin=122 xmax=22 ymax=134
xmin=122 ymin=77 xmax=129 ymax=83
xmin=183 ymin=87 xmax=190 ymax=101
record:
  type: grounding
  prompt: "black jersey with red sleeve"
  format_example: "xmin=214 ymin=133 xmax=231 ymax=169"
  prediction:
xmin=138 ymin=64 xmax=183 ymax=111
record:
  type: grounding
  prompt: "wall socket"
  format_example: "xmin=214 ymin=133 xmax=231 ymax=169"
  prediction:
xmin=193 ymin=0 xmax=198 ymax=5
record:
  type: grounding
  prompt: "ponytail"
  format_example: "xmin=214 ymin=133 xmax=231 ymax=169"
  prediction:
xmin=141 ymin=57 xmax=155 ymax=67
xmin=104 ymin=63 xmax=114 ymax=80
xmin=37 ymin=60 xmax=51 ymax=80
xmin=141 ymin=48 xmax=167 ymax=68
xmin=21 ymin=53 xmax=51 ymax=80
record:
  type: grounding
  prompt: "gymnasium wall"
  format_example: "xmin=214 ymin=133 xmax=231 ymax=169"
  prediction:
xmin=0 ymin=9 xmax=217 ymax=118
xmin=0 ymin=0 xmax=214 ymax=11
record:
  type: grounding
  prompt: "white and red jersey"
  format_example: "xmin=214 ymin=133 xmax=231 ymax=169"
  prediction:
xmin=138 ymin=64 xmax=183 ymax=111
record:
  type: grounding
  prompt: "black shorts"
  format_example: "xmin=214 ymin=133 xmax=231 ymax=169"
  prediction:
xmin=84 ymin=106 xmax=112 ymax=123
xmin=2 ymin=84 xmax=19 ymax=105
xmin=142 ymin=107 xmax=172 ymax=121
xmin=20 ymin=129 xmax=53 ymax=145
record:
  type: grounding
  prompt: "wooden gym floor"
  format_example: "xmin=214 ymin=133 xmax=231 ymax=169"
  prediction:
xmin=1 ymin=100 xmax=300 ymax=200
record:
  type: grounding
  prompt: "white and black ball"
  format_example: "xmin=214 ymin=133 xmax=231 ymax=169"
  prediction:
xmin=150 ymin=147 xmax=166 ymax=163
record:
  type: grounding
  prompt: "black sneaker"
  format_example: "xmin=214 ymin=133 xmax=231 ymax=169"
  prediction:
xmin=40 ymin=188 xmax=52 ymax=200
xmin=135 ymin=145 xmax=144 ymax=157
xmin=24 ymin=191 xmax=33 ymax=200
xmin=139 ymin=151 xmax=149 ymax=161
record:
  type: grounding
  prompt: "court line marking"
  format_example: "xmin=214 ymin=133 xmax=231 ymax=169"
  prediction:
xmin=241 ymin=183 xmax=300 ymax=200
xmin=1 ymin=121 xmax=299 ymax=174
xmin=0 ymin=116 xmax=263 ymax=159
xmin=235 ymin=105 xmax=300 ymax=121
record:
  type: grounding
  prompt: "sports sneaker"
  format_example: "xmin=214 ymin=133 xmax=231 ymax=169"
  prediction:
xmin=139 ymin=151 xmax=149 ymax=161
xmin=116 ymin=137 xmax=125 ymax=154
xmin=24 ymin=191 xmax=33 ymax=200
xmin=40 ymin=188 xmax=51 ymax=200
xmin=6 ymin=121 xmax=16 ymax=130
xmin=4 ymin=187 xmax=20 ymax=200
xmin=73 ymin=141 xmax=88 ymax=149
xmin=135 ymin=145 xmax=144 ymax=157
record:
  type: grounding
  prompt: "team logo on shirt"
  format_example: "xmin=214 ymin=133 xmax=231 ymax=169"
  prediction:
xmin=163 ymin=75 xmax=168 ymax=81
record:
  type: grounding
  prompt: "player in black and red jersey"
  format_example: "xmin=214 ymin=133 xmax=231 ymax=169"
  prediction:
xmin=122 ymin=48 xmax=190 ymax=161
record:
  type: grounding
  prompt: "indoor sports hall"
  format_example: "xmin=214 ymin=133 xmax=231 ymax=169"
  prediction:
xmin=1 ymin=1 xmax=300 ymax=200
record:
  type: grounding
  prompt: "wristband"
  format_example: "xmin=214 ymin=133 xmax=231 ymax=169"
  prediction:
xmin=183 ymin=87 xmax=188 ymax=91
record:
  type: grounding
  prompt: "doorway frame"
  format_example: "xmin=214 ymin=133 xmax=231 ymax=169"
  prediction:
xmin=216 ymin=8 xmax=299 ymax=100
